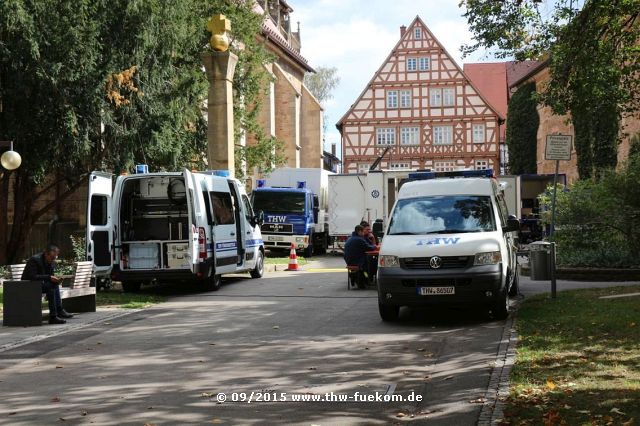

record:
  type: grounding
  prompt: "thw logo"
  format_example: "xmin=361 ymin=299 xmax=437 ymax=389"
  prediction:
xmin=268 ymin=215 xmax=287 ymax=223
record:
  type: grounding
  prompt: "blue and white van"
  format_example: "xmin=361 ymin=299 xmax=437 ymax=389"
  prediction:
xmin=86 ymin=168 xmax=264 ymax=292
xmin=376 ymin=170 xmax=520 ymax=321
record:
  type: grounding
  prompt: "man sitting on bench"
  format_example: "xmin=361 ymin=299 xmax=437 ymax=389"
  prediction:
xmin=22 ymin=244 xmax=74 ymax=324
xmin=344 ymin=225 xmax=377 ymax=288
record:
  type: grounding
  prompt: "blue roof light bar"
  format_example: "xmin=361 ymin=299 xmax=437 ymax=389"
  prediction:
xmin=408 ymin=169 xmax=494 ymax=180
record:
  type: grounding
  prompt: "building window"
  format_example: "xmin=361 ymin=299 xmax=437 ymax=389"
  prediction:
xmin=406 ymin=58 xmax=417 ymax=71
xmin=386 ymin=90 xmax=398 ymax=108
xmin=358 ymin=163 xmax=370 ymax=173
xmin=419 ymin=57 xmax=430 ymax=71
xmin=433 ymin=126 xmax=453 ymax=145
xmin=400 ymin=90 xmax=412 ymax=108
xmin=472 ymin=124 xmax=485 ymax=143
xmin=434 ymin=161 xmax=456 ymax=172
xmin=475 ymin=160 xmax=489 ymax=170
xmin=390 ymin=162 xmax=411 ymax=170
xmin=400 ymin=127 xmax=420 ymax=145
xmin=376 ymin=127 xmax=396 ymax=145
xmin=414 ymin=28 xmax=422 ymax=39
xmin=430 ymin=88 xmax=442 ymax=107
xmin=443 ymin=87 xmax=455 ymax=106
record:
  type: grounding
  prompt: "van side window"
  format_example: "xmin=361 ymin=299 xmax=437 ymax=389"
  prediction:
xmin=210 ymin=191 xmax=235 ymax=225
xmin=90 ymin=195 xmax=108 ymax=225
xmin=203 ymin=191 xmax=213 ymax=225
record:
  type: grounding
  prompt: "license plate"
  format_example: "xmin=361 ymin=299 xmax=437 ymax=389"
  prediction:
xmin=418 ymin=286 xmax=455 ymax=295
xmin=268 ymin=236 xmax=284 ymax=242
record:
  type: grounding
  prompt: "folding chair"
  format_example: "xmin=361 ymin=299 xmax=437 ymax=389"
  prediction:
xmin=346 ymin=265 xmax=365 ymax=290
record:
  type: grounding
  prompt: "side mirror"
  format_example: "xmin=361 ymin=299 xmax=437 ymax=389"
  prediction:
xmin=256 ymin=210 xmax=265 ymax=227
xmin=504 ymin=217 xmax=520 ymax=233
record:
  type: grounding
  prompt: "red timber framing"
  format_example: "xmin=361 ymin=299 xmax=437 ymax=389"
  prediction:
xmin=336 ymin=16 xmax=504 ymax=174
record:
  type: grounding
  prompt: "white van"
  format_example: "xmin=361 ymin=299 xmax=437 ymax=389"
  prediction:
xmin=86 ymin=168 xmax=265 ymax=292
xmin=376 ymin=170 xmax=520 ymax=321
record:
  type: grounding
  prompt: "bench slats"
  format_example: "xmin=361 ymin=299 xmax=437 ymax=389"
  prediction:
xmin=9 ymin=264 xmax=26 ymax=280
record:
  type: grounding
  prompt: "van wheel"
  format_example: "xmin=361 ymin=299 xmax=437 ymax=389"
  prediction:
xmin=490 ymin=289 xmax=509 ymax=320
xmin=378 ymin=302 xmax=399 ymax=322
xmin=508 ymin=269 xmax=520 ymax=297
xmin=207 ymin=272 xmax=222 ymax=291
xmin=121 ymin=281 xmax=141 ymax=293
xmin=250 ymin=251 xmax=264 ymax=278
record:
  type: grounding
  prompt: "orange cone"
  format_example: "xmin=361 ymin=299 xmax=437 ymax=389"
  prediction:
xmin=286 ymin=243 xmax=299 ymax=271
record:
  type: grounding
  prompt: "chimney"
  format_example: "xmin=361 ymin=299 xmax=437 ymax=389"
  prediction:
xmin=331 ymin=143 xmax=336 ymax=156
xmin=400 ymin=25 xmax=407 ymax=37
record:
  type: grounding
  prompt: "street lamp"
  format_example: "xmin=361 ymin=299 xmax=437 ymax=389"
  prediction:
xmin=0 ymin=140 xmax=21 ymax=170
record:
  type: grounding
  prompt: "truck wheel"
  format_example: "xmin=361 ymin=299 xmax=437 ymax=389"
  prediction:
xmin=304 ymin=237 xmax=314 ymax=258
xmin=121 ymin=281 xmax=141 ymax=293
xmin=378 ymin=302 xmax=399 ymax=322
xmin=490 ymin=288 xmax=509 ymax=320
xmin=250 ymin=251 xmax=264 ymax=278
xmin=508 ymin=269 xmax=520 ymax=297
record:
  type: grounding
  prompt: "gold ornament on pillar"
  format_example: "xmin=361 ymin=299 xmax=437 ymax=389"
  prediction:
xmin=207 ymin=14 xmax=231 ymax=52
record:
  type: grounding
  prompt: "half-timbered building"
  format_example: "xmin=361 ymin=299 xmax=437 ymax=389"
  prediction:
xmin=336 ymin=16 xmax=504 ymax=174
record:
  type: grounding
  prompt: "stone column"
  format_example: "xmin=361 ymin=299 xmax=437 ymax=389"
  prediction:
xmin=202 ymin=51 xmax=238 ymax=177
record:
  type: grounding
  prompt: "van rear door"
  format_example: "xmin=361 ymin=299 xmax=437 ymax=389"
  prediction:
xmin=182 ymin=169 xmax=198 ymax=273
xmin=87 ymin=172 xmax=113 ymax=275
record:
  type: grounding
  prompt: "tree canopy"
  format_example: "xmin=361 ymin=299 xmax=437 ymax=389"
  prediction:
xmin=0 ymin=0 xmax=280 ymax=263
xmin=461 ymin=0 xmax=639 ymax=179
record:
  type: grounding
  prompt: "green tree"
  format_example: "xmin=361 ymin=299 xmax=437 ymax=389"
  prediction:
xmin=461 ymin=0 xmax=639 ymax=179
xmin=505 ymin=82 xmax=539 ymax=174
xmin=0 ymin=0 xmax=278 ymax=264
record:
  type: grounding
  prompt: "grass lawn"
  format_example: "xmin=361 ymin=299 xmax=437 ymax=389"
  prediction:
xmin=264 ymin=256 xmax=308 ymax=265
xmin=505 ymin=285 xmax=640 ymax=425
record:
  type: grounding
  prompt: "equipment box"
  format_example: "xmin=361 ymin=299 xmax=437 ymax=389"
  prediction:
xmin=166 ymin=242 xmax=188 ymax=253
xmin=128 ymin=242 xmax=160 ymax=269
xmin=167 ymin=252 xmax=191 ymax=269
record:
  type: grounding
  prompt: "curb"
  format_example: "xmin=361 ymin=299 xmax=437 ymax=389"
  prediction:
xmin=478 ymin=299 xmax=520 ymax=425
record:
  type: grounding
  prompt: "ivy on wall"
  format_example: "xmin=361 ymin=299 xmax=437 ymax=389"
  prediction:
xmin=506 ymin=82 xmax=539 ymax=174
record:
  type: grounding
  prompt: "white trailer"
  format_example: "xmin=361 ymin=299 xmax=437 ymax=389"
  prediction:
xmin=328 ymin=170 xmax=414 ymax=246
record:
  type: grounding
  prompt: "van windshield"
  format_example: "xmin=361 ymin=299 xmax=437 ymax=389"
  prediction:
xmin=252 ymin=191 xmax=305 ymax=214
xmin=388 ymin=195 xmax=495 ymax=235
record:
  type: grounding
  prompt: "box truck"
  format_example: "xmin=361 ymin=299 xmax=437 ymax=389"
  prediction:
xmin=86 ymin=168 xmax=265 ymax=292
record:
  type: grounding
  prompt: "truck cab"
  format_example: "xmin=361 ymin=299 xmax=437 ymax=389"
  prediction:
xmin=376 ymin=169 xmax=520 ymax=321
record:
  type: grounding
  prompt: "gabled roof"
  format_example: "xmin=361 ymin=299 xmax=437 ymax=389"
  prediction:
xmin=463 ymin=62 xmax=508 ymax=118
xmin=336 ymin=15 xmax=504 ymax=130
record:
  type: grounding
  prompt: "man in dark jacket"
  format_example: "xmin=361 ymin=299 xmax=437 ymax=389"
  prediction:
xmin=344 ymin=225 xmax=377 ymax=287
xmin=21 ymin=244 xmax=74 ymax=324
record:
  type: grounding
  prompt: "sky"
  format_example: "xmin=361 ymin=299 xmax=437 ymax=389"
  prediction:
xmin=291 ymin=0 xmax=498 ymax=160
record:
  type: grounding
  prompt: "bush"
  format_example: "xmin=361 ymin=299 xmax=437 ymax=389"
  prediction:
xmin=539 ymin=157 xmax=640 ymax=268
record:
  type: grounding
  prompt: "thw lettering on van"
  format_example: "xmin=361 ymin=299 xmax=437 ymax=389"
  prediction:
xmin=268 ymin=215 xmax=287 ymax=223
xmin=415 ymin=237 xmax=461 ymax=246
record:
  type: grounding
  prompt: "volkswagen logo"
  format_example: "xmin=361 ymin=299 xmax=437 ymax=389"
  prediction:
xmin=429 ymin=256 xmax=442 ymax=269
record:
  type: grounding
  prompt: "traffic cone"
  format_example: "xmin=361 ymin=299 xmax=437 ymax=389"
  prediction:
xmin=286 ymin=243 xmax=299 ymax=271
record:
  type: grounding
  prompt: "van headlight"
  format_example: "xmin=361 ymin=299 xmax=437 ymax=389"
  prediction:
xmin=474 ymin=251 xmax=502 ymax=265
xmin=379 ymin=255 xmax=400 ymax=268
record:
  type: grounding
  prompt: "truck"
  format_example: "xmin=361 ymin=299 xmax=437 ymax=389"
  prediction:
xmin=328 ymin=169 xmax=414 ymax=247
xmin=498 ymin=174 xmax=567 ymax=244
xmin=250 ymin=168 xmax=332 ymax=257
xmin=86 ymin=167 xmax=265 ymax=292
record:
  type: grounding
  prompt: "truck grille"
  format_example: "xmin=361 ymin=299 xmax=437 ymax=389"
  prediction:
xmin=261 ymin=223 xmax=293 ymax=234
xmin=401 ymin=278 xmax=472 ymax=287
xmin=401 ymin=256 xmax=471 ymax=269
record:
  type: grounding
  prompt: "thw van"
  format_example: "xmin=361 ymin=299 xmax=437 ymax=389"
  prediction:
xmin=376 ymin=170 xmax=520 ymax=321
xmin=86 ymin=168 xmax=265 ymax=292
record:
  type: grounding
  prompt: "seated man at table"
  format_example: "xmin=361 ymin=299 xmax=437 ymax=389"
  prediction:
xmin=344 ymin=225 xmax=377 ymax=288
xmin=359 ymin=221 xmax=378 ymax=245
xmin=21 ymin=244 xmax=74 ymax=324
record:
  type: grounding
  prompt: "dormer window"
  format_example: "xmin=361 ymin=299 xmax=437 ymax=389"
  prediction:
xmin=414 ymin=28 xmax=422 ymax=39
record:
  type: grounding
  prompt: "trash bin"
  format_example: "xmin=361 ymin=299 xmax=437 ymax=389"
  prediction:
xmin=529 ymin=241 xmax=552 ymax=280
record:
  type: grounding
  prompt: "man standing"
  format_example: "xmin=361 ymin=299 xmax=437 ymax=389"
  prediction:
xmin=22 ymin=244 xmax=74 ymax=324
xmin=344 ymin=225 xmax=377 ymax=288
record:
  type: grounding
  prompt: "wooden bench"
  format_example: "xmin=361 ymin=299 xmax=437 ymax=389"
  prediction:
xmin=3 ymin=261 xmax=96 ymax=326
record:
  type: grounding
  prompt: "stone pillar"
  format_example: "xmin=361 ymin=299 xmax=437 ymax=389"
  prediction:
xmin=202 ymin=51 xmax=238 ymax=177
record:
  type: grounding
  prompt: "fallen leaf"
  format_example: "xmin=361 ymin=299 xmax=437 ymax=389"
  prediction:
xmin=542 ymin=409 xmax=561 ymax=425
xmin=444 ymin=376 xmax=454 ymax=381
xmin=611 ymin=408 xmax=626 ymax=416
xmin=272 ymin=326 xmax=280 ymax=330
xmin=546 ymin=378 xmax=556 ymax=390
xmin=55 ymin=366 xmax=63 ymax=369
xmin=104 ymin=322 xmax=111 ymax=325
xmin=51 ymin=397 xmax=61 ymax=403
xmin=469 ymin=398 xmax=485 ymax=404
xmin=201 ymin=392 xmax=213 ymax=398
xmin=396 ymin=412 xmax=406 ymax=418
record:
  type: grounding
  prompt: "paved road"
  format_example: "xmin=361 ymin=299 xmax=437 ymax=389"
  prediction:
xmin=1 ymin=256 xmax=637 ymax=425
